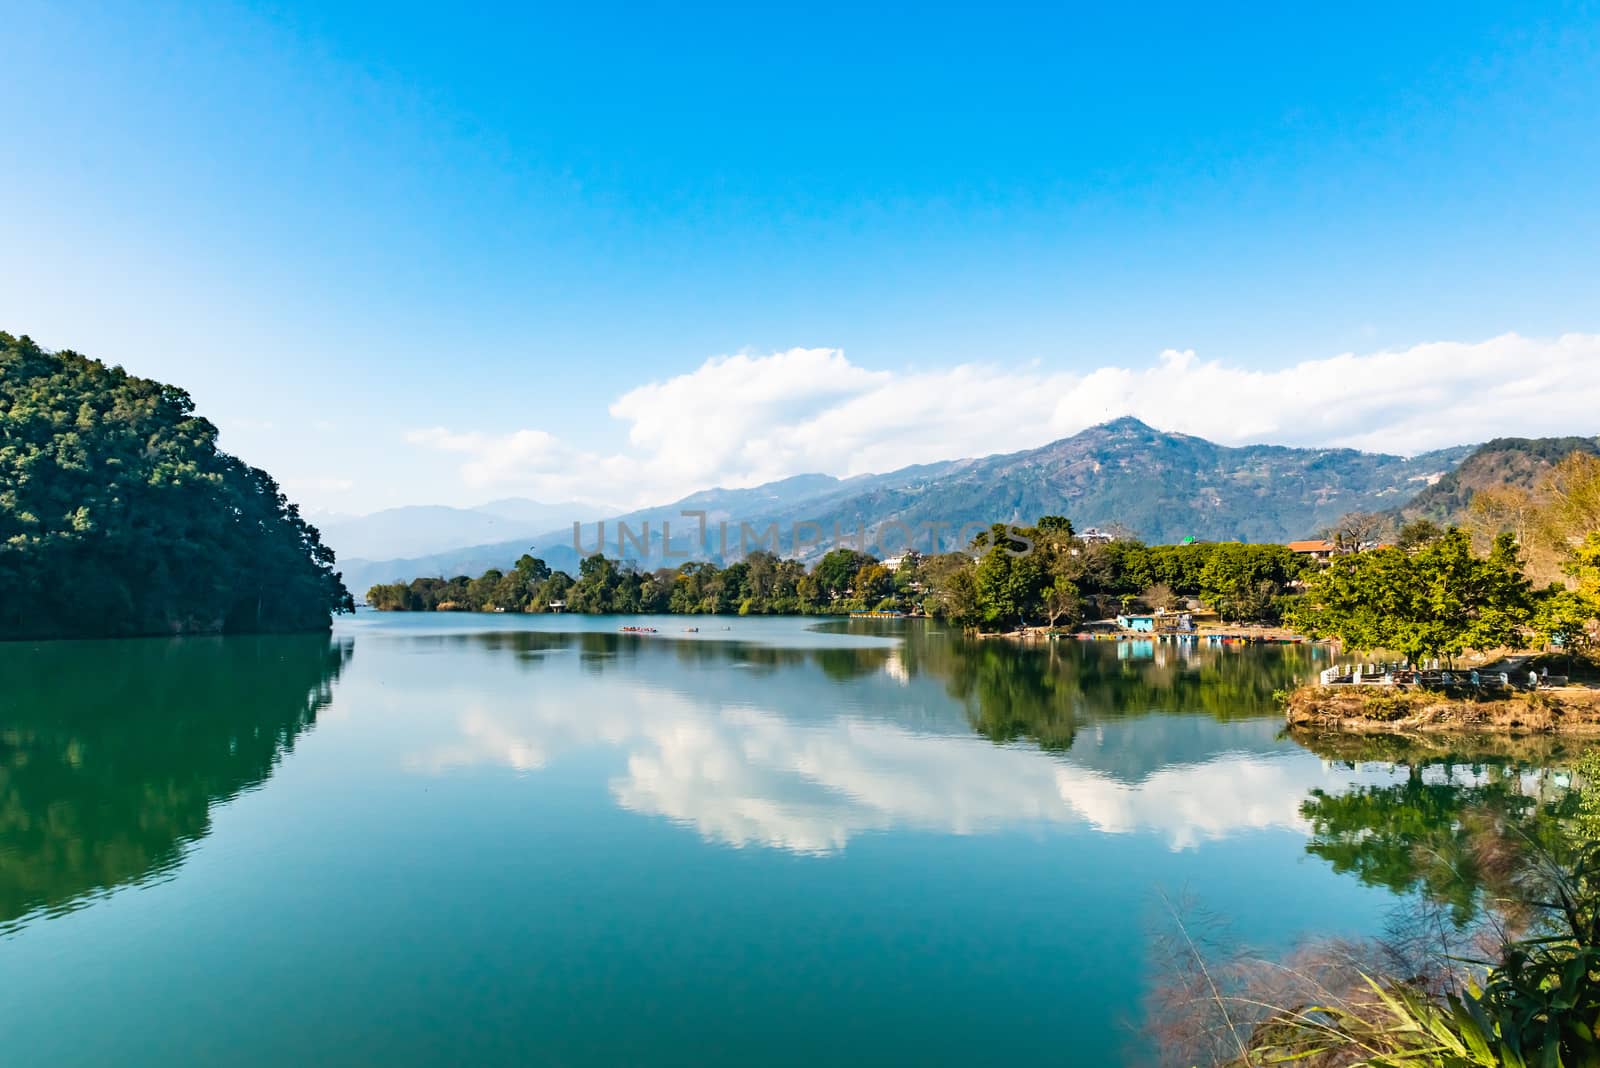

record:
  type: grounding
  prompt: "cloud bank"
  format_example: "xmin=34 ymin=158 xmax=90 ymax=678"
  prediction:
xmin=407 ymin=332 xmax=1600 ymax=508
xmin=408 ymin=681 xmax=1375 ymax=853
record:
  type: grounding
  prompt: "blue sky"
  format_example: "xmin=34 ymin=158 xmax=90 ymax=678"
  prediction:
xmin=4 ymin=1 xmax=1598 ymax=513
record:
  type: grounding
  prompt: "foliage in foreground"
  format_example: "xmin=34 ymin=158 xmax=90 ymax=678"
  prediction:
xmin=1244 ymin=847 xmax=1600 ymax=1067
xmin=1155 ymin=753 xmax=1600 ymax=1067
xmin=0 ymin=332 xmax=352 ymax=638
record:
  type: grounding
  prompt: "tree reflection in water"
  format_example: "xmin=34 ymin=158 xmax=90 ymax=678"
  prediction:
xmin=0 ymin=634 xmax=351 ymax=931
xmin=439 ymin=622 xmax=1316 ymax=751
xmin=1293 ymin=731 xmax=1600 ymax=927
xmin=893 ymin=626 xmax=1316 ymax=749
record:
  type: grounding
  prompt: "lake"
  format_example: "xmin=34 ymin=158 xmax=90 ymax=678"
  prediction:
xmin=0 ymin=614 xmax=1578 ymax=1065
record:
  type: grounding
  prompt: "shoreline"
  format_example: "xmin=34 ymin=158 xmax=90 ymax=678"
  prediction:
xmin=1284 ymin=683 xmax=1600 ymax=735
xmin=973 ymin=623 xmax=1317 ymax=643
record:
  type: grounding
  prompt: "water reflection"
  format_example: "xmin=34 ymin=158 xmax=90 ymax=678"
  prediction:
xmin=0 ymin=635 xmax=350 ymax=931
xmin=1292 ymin=730 xmax=1595 ymax=926
xmin=899 ymin=630 xmax=1312 ymax=750
xmin=399 ymin=624 xmax=1357 ymax=853
xmin=462 ymin=627 xmax=897 ymax=679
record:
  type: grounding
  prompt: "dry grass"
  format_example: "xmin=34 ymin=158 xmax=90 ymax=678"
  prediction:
xmin=1285 ymin=684 xmax=1600 ymax=735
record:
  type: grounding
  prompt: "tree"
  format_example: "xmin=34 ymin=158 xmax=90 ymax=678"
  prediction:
xmin=1395 ymin=518 xmax=1444 ymax=551
xmin=973 ymin=546 xmax=1045 ymax=629
xmin=812 ymin=548 xmax=873 ymax=603
xmin=851 ymin=562 xmax=895 ymax=608
xmin=1469 ymin=483 xmax=1540 ymax=551
xmin=513 ymin=553 xmax=552 ymax=586
xmin=1140 ymin=583 xmax=1180 ymax=612
xmin=0 ymin=332 xmax=351 ymax=638
xmin=1326 ymin=510 xmax=1390 ymax=553
xmin=365 ymin=582 xmax=409 ymax=610
xmin=1035 ymin=515 xmax=1074 ymax=536
xmin=922 ymin=552 xmax=979 ymax=624
xmin=1195 ymin=543 xmax=1303 ymax=623
xmin=533 ymin=570 xmax=573 ymax=610
xmin=1289 ymin=527 xmax=1532 ymax=665
xmin=466 ymin=568 xmax=503 ymax=610
xmin=1535 ymin=452 xmax=1600 ymax=553
xmin=491 ymin=569 xmax=531 ymax=611
xmin=1533 ymin=587 xmax=1599 ymax=659
xmin=1043 ymin=576 xmax=1082 ymax=629
xmin=1574 ymin=532 xmax=1600 ymax=603
xmin=1532 ymin=532 xmax=1600 ymax=657
xmin=568 ymin=554 xmax=623 ymax=613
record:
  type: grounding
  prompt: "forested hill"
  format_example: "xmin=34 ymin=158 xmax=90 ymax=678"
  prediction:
xmin=0 ymin=333 xmax=353 ymax=639
xmin=1398 ymin=435 xmax=1600 ymax=524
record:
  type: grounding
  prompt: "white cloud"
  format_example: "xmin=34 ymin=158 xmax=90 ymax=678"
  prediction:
xmin=405 ymin=333 xmax=1600 ymax=508
xmin=404 ymin=426 xmax=569 ymax=487
xmin=404 ymin=681 xmax=1394 ymax=854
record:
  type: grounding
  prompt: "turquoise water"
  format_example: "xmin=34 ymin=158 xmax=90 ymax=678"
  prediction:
xmin=0 ymin=615 xmax=1468 ymax=1064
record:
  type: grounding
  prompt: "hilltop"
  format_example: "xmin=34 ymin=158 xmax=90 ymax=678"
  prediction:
xmin=338 ymin=419 xmax=1474 ymax=589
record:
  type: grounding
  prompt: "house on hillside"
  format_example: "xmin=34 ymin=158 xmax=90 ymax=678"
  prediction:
xmin=1286 ymin=539 xmax=1336 ymax=563
xmin=1116 ymin=613 xmax=1156 ymax=632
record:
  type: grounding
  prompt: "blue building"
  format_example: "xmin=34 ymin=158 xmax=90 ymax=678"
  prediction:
xmin=1116 ymin=614 xmax=1156 ymax=633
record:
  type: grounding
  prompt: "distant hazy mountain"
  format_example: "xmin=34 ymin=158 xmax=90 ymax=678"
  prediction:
xmin=337 ymin=419 xmax=1487 ymax=591
xmin=317 ymin=498 xmax=605 ymax=562
xmin=472 ymin=497 xmax=605 ymax=525
xmin=1398 ymin=435 xmax=1600 ymax=524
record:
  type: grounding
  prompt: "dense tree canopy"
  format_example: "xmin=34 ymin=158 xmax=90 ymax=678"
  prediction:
xmin=1289 ymin=452 xmax=1600 ymax=662
xmin=0 ymin=332 xmax=352 ymax=638
xmin=370 ymin=517 xmax=1319 ymax=630
xmin=1288 ymin=529 xmax=1533 ymax=664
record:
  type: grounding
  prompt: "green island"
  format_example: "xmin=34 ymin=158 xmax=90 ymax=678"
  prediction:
xmin=0 ymin=333 xmax=353 ymax=639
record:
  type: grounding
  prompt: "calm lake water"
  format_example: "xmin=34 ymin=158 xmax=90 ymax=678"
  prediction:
xmin=0 ymin=614 xmax=1575 ymax=1065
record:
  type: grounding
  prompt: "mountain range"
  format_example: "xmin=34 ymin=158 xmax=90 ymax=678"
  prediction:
xmin=329 ymin=418 xmax=1494 ymax=592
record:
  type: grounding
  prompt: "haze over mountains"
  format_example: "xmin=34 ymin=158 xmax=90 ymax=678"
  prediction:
xmin=329 ymin=418 xmax=1501 ymax=592
xmin=314 ymin=499 xmax=611 ymax=562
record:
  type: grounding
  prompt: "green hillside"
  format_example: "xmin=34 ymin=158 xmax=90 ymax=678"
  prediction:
xmin=0 ymin=333 xmax=352 ymax=639
xmin=1399 ymin=434 xmax=1600 ymax=524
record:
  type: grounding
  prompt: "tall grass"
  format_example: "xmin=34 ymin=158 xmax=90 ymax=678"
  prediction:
xmin=1151 ymin=837 xmax=1600 ymax=1066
